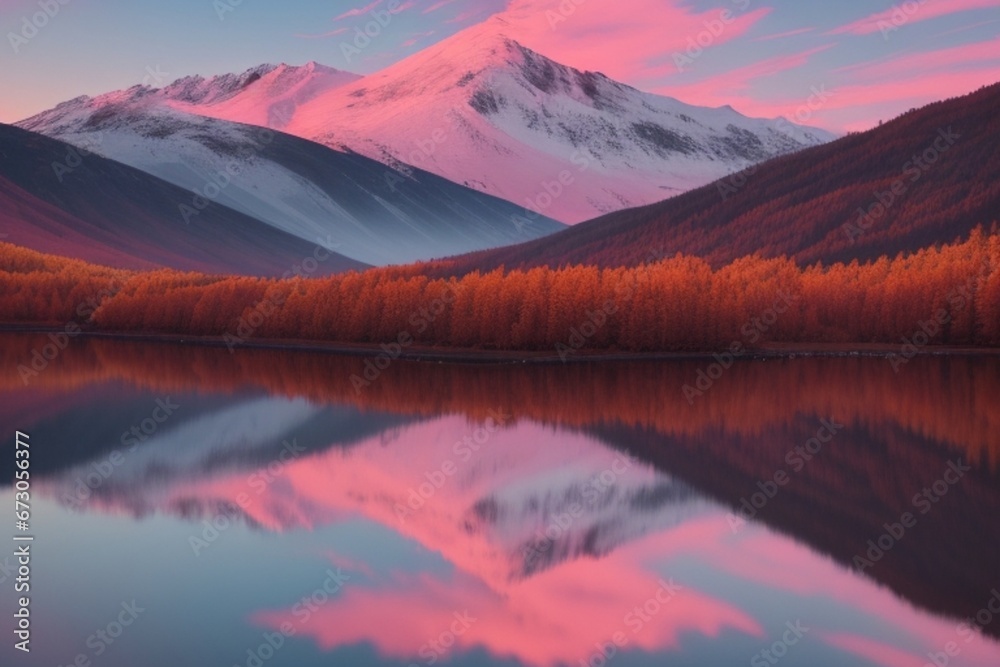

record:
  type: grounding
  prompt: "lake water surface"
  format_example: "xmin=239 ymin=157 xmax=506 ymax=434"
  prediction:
xmin=2 ymin=333 xmax=999 ymax=667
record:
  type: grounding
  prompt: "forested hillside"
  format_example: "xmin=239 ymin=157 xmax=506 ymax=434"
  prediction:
xmin=440 ymin=82 xmax=1000 ymax=274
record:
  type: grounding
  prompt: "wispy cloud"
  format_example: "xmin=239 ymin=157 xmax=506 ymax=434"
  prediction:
xmin=446 ymin=7 xmax=489 ymax=24
xmin=494 ymin=0 xmax=770 ymax=83
xmin=423 ymin=0 xmax=460 ymax=14
xmin=657 ymin=45 xmax=833 ymax=108
xmin=930 ymin=17 xmax=1000 ymax=39
xmin=334 ymin=0 xmax=384 ymax=22
xmin=834 ymin=38 xmax=1000 ymax=79
xmin=714 ymin=40 xmax=1000 ymax=131
xmin=401 ymin=29 xmax=435 ymax=47
xmin=828 ymin=0 xmax=1000 ymax=35
xmin=485 ymin=0 xmax=996 ymax=133
xmin=830 ymin=67 xmax=1000 ymax=132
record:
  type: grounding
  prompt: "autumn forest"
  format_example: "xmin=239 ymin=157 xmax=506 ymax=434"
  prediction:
xmin=2 ymin=226 xmax=999 ymax=356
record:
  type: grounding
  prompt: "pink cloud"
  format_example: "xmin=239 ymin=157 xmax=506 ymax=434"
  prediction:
xmin=817 ymin=40 xmax=1000 ymax=129
xmin=654 ymin=45 xmax=833 ymax=108
xmin=251 ymin=565 xmax=762 ymax=667
xmin=651 ymin=37 xmax=999 ymax=132
xmin=401 ymin=29 xmax=435 ymax=47
xmin=446 ymin=7 xmax=490 ymax=25
xmin=823 ymin=66 xmax=1000 ymax=131
xmin=931 ymin=17 xmax=1000 ymax=38
xmin=835 ymin=38 xmax=1000 ymax=80
xmin=686 ymin=528 xmax=1000 ymax=667
xmin=828 ymin=0 xmax=1000 ymax=36
xmin=333 ymin=0 xmax=384 ymax=22
xmin=471 ymin=0 xmax=995 ymax=135
xmin=667 ymin=64 xmax=995 ymax=134
xmin=493 ymin=0 xmax=771 ymax=83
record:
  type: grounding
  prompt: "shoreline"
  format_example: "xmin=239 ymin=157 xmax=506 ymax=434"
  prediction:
xmin=2 ymin=325 xmax=999 ymax=364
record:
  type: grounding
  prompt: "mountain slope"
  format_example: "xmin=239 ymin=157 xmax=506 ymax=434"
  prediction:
xmin=0 ymin=124 xmax=366 ymax=276
xmin=440 ymin=81 xmax=1000 ymax=274
xmin=275 ymin=17 xmax=834 ymax=223
xmin=0 ymin=175 xmax=161 ymax=271
xmin=17 ymin=98 xmax=565 ymax=266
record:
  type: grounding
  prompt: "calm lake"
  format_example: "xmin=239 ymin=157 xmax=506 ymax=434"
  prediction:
xmin=2 ymin=333 xmax=999 ymax=667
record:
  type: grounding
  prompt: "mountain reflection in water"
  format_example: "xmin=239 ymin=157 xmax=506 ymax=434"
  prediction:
xmin=1 ymin=333 xmax=998 ymax=667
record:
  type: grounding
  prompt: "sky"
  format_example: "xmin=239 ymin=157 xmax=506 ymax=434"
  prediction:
xmin=0 ymin=0 xmax=998 ymax=131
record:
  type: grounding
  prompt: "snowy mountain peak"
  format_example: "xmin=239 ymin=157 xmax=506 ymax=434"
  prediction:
xmin=301 ymin=60 xmax=330 ymax=73
xmin=267 ymin=18 xmax=835 ymax=222
xmin=160 ymin=61 xmax=363 ymax=129
xmin=157 ymin=63 xmax=281 ymax=105
xmin=361 ymin=16 xmax=625 ymax=110
xmin=289 ymin=25 xmax=623 ymax=124
xmin=17 ymin=61 xmax=362 ymax=131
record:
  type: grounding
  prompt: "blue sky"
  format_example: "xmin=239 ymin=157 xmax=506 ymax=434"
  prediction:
xmin=1 ymin=0 xmax=998 ymax=129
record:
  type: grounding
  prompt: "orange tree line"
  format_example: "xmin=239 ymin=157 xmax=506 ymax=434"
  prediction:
xmin=1 ymin=228 xmax=999 ymax=350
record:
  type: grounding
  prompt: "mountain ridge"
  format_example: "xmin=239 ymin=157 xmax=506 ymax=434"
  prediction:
xmin=20 ymin=18 xmax=835 ymax=224
xmin=281 ymin=18 xmax=836 ymax=222
xmin=433 ymin=80 xmax=1000 ymax=274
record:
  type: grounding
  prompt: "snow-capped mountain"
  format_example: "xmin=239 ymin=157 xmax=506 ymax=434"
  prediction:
xmin=179 ymin=18 xmax=835 ymax=223
xmin=16 ymin=88 xmax=564 ymax=266
xmin=20 ymin=20 xmax=835 ymax=226
xmin=163 ymin=61 xmax=362 ymax=129
xmin=46 ymin=62 xmax=360 ymax=128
